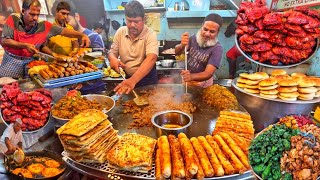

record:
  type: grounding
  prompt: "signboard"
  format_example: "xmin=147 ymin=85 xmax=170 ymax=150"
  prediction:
xmin=270 ymin=0 xmax=320 ymax=11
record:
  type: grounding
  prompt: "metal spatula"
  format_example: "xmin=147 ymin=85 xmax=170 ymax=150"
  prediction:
xmin=119 ymin=67 xmax=148 ymax=106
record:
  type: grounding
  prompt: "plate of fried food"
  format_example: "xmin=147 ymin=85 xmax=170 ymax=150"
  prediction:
xmin=51 ymin=90 xmax=115 ymax=122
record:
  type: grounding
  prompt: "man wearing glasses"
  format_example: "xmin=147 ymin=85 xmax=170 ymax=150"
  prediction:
xmin=175 ymin=13 xmax=223 ymax=88
xmin=108 ymin=0 xmax=158 ymax=95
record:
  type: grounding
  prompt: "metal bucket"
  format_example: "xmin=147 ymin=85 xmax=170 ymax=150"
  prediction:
xmin=232 ymin=79 xmax=320 ymax=132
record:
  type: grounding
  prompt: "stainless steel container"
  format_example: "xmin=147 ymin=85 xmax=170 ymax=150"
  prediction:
xmin=160 ymin=59 xmax=176 ymax=67
xmin=151 ymin=110 xmax=193 ymax=137
xmin=232 ymin=79 xmax=320 ymax=132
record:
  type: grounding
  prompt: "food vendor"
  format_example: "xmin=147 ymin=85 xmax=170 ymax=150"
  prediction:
xmin=46 ymin=1 xmax=79 ymax=57
xmin=175 ymin=13 xmax=223 ymax=88
xmin=0 ymin=0 xmax=90 ymax=79
xmin=0 ymin=118 xmax=23 ymax=155
xmin=108 ymin=0 xmax=158 ymax=94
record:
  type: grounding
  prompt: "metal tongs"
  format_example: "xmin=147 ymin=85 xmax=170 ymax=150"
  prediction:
xmin=299 ymin=131 xmax=316 ymax=148
xmin=118 ymin=67 xmax=148 ymax=106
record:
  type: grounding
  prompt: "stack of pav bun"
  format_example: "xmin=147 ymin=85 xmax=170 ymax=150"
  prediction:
xmin=156 ymin=110 xmax=253 ymax=180
xmin=236 ymin=69 xmax=320 ymax=101
xmin=236 ymin=72 xmax=269 ymax=94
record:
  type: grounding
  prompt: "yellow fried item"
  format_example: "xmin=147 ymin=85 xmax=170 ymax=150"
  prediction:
xmin=45 ymin=159 xmax=61 ymax=168
xmin=42 ymin=167 xmax=62 ymax=177
xmin=27 ymin=163 xmax=45 ymax=174
xmin=12 ymin=168 xmax=33 ymax=178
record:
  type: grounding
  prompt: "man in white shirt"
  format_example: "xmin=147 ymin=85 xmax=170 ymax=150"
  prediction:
xmin=0 ymin=118 xmax=23 ymax=155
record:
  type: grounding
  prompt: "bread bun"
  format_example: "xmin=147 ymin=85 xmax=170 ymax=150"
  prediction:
xmin=279 ymin=92 xmax=299 ymax=98
xmin=237 ymin=77 xmax=248 ymax=84
xmin=291 ymin=72 xmax=307 ymax=78
xmin=260 ymin=89 xmax=278 ymax=95
xmin=278 ymin=79 xmax=298 ymax=87
xmin=260 ymin=93 xmax=277 ymax=99
xmin=245 ymin=84 xmax=259 ymax=89
xmin=298 ymin=79 xmax=315 ymax=87
xmin=315 ymin=91 xmax=320 ymax=98
xmin=239 ymin=73 xmax=264 ymax=80
xmin=236 ymin=82 xmax=247 ymax=88
xmin=298 ymin=87 xmax=318 ymax=94
xmin=318 ymin=87 xmax=320 ymax=91
xmin=308 ymin=77 xmax=320 ymax=87
xmin=243 ymin=79 xmax=261 ymax=85
xmin=298 ymin=92 xmax=315 ymax=99
xmin=297 ymin=96 xmax=314 ymax=100
xmin=259 ymin=84 xmax=278 ymax=90
xmin=244 ymin=88 xmax=260 ymax=94
xmin=259 ymin=78 xmax=277 ymax=86
xmin=278 ymin=86 xmax=298 ymax=93
xmin=271 ymin=69 xmax=287 ymax=76
xmin=255 ymin=72 xmax=269 ymax=79
xmin=291 ymin=76 xmax=304 ymax=83
xmin=274 ymin=75 xmax=292 ymax=82
xmin=278 ymin=95 xmax=297 ymax=101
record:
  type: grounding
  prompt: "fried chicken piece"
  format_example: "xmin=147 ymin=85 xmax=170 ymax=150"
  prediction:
xmin=287 ymin=11 xmax=309 ymax=25
xmin=253 ymin=41 xmax=272 ymax=52
xmin=269 ymin=32 xmax=286 ymax=46
xmin=263 ymin=12 xmax=283 ymax=25
xmin=253 ymin=30 xmax=271 ymax=39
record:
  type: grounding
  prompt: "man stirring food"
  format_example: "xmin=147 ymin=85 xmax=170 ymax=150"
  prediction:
xmin=175 ymin=13 xmax=223 ymax=88
xmin=108 ymin=0 xmax=158 ymax=95
xmin=0 ymin=0 xmax=90 ymax=79
xmin=0 ymin=119 xmax=23 ymax=155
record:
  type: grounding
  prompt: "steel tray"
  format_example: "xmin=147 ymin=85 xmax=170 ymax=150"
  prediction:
xmin=235 ymin=35 xmax=319 ymax=68
xmin=37 ymin=71 xmax=102 ymax=84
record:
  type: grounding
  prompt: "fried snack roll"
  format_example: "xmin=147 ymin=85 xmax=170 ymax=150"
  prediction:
xmin=155 ymin=144 xmax=164 ymax=180
xmin=158 ymin=136 xmax=171 ymax=178
xmin=52 ymin=64 xmax=65 ymax=73
xmin=213 ymin=135 xmax=246 ymax=173
xmin=190 ymin=137 xmax=214 ymax=177
xmin=219 ymin=132 xmax=250 ymax=169
xmin=178 ymin=133 xmax=198 ymax=175
xmin=205 ymin=135 xmax=235 ymax=175
xmin=192 ymin=147 xmax=205 ymax=180
xmin=168 ymin=135 xmax=185 ymax=179
xmin=53 ymin=61 xmax=68 ymax=67
xmin=43 ymin=68 xmax=54 ymax=78
xmin=49 ymin=65 xmax=64 ymax=77
xmin=39 ymin=69 xmax=50 ymax=80
xmin=197 ymin=136 xmax=224 ymax=176
xmin=64 ymin=71 xmax=70 ymax=77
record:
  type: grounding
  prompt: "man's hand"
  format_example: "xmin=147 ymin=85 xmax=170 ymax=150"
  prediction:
xmin=181 ymin=70 xmax=192 ymax=82
xmin=109 ymin=59 xmax=125 ymax=73
xmin=114 ymin=78 xmax=136 ymax=95
xmin=6 ymin=145 xmax=16 ymax=155
xmin=181 ymin=32 xmax=189 ymax=48
xmin=24 ymin=43 xmax=39 ymax=54
xmin=80 ymin=34 xmax=91 ymax=47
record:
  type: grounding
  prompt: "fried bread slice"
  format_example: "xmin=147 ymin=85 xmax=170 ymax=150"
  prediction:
xmin=57 ymin=109 xmax=107 ymax=136
xmin=219 ymin=111 xmax=251 ymax=120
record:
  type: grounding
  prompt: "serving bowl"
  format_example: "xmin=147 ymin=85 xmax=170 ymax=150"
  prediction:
xmin=159 ymin=60 xmax=176 ymax=67
xmin=51 ymin=94 xmax=115 ymax=123
xmin=151 ymin=110 xmax=193 ymax=138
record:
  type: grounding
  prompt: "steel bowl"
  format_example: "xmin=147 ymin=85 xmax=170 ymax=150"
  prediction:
xmin=51 ymin=94 xmax=115 ymax=123
xmin=232 ymin=78 xmax=320 ymax=132
xmin=151 ymin=110 xmax=193 ymax=138
xmin=160 ymin=60 xmax=176 ymax=67
xmin=235 ymin=35 xmax=319 ymax=68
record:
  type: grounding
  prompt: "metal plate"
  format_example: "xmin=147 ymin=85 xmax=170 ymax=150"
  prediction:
xmin=235 ymin=35 xmax=319 ymax=68
xmin=232 ymin=78 xmax=320 ymax=104
xmin=61 ymin=84 xmax=255 ymax=179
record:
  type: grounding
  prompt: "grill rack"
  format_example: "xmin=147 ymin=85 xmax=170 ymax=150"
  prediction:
xmin=62 ymin=151 xmax=254 ymax=180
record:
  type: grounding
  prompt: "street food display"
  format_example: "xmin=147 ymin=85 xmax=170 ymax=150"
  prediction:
xmin=249 ymin=116 xmax=319 ymax=180
xmin=235 ymin=0 xmax=319 ymax=67
xmin=203 ymin=84 xmax=239 ymax=110
xmin=235 ymin=70 xmax=320 ymax=101
xmin=51 ymin=90 xmax=111 ymax=120
xmin=57 ymin=109 xmax=118 ymax=163
xmin=123 ymin=87 xmax=196 ymax=129
xmin=102 ymin=66 xmax=124 ymax=78
xmin=0 ymin=82 xmax=52 ymax=131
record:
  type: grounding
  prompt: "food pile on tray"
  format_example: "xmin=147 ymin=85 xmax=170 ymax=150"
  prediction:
xmin=51 ymin=90 xmax=111 ymax=120
xmin=57 ymin=109 xmax=118 ymax=163
xmin=0 ymin=82 xmax=52 ymax=131
xmin=28 ymin=48 xmax=98 ymax=80
xmin=235 ymin=69 xmax=320 ymax=101
xmin=155 ymin=110 xmax=254 ymax=179
xmin=249 ymin=115 xmax=319 ymax=180
xmin=235 ymin=0 xmax=319 ymax=66
xmin=123 ymin=87 xmax=196 ymax=129
xmin=102 ymin=66 xmax=124 ymax=78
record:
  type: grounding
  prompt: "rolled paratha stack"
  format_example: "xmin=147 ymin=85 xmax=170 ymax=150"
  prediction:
xmin=57 ymin=109 xmax=118 ymax=163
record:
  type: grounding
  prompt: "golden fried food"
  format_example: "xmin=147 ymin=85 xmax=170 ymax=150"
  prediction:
xmin=42 ymin=167 xmax=63 ymax=177
xmin=158 ymin=136 xmax=171 ymax=178
xmin=45 ymin=159 xmax=61 ymax=168
xmin=27 ymin=163 xmax=45 ymax=174
xmin=168 ymin=135 xmax=185 ymax=179
xmin=203 ymin=84 xmax=239 ymax=110
xmin=12 ymin=168 xmax=33 ymax=178
xmin=52 ymin=95 xmax=109 ymax=119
